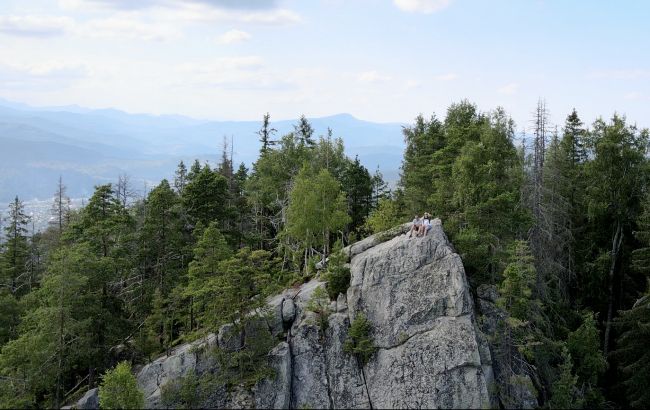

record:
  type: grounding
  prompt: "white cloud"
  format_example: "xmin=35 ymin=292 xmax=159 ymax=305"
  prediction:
xmin=60 ymin=0 xmax=278 ymax=10
xmin=588 ymin=69 xmax=650 ymax=80
xmin=393 ymin=0 xmax=451 ymax=13
xmin=0 ymin=15 xmax=73 ymax=37
xmin=75 ymin=17 xmax=181 ymax=41
xmin=358 ymin=70 xmax=392 ymax=83
xmin=624 ymin=92 xmax=649 ymax=101
xmin=216 ymin=29 xmax=251 ymax=44
xmin=497 ymin=82 xmax=518 ymax=95
xmin=177 ymin=56 xmax=264 ymax=73
xmin=59 ymin=0 xmax=301 ymax=25
xmin=0 ymin=60 xmax=88 ymax=78
xmin=404 ymin=79 xmax=421 ymax=89
xmin=0 ymin=59 xmax=89 ymax=90
xmin=434 ymin=72 xmax=458 ymax=81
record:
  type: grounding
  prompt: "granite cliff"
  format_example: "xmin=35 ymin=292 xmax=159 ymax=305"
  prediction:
xmin=69 ymin=219 xmax=537 ymax=409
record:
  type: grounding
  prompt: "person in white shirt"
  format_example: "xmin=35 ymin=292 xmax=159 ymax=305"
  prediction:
xmin=408 ymin=214 xmax=422 ymax=238
xmin=418 ymin=212 xmax=432 ymax=237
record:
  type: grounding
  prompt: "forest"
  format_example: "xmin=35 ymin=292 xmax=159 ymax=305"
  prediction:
xmin=0 ymin=101 xmax=649 ymax=409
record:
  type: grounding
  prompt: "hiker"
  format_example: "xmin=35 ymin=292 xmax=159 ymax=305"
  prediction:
xmin=409 ymin=214 xmax=422 ymax=238
xmin=418 ymin=212 xmax=432 ymax=237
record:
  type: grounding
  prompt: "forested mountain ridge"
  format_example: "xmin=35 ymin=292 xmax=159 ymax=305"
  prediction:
xmin=1 ymin=100 xmax=649 ymax=409
xmin=0 ymin=99 xmax=404 ymax=202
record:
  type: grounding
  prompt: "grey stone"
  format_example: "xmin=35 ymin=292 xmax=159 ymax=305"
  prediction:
xmin=218 ymin=323 xmax=243 ymax=352
xmin=336 ymin=292 xmax=348 ymax=313
xmin=72 ymin=388 xmax=99 ymax=409
xmin=282 ymin=298 xmax=296 ymax=324
xmin=254 ymin=342 xmax=292 ymax=409
xmin=290 ymin=313 xmax=330 ymax=409
xmin=325 ymin=313 xmax=372 ymax=409
xmin=132 ymin=220 xmax=517 ymax=409
xmin=346 ymin=218 xmax=494 ymax=409
xmin=476 ymin=285 xmax=539 ymax=409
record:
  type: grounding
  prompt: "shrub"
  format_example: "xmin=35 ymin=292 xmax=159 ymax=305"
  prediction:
xmin=324 ymin=240 xmax=351 ymax=300
xmin=344 ymin=314 xmax=376 ymax=364
xmin=325 ymin=267 xmax=350 ymax=300
xmin=98 ymin=361 xmax=144 ymax=409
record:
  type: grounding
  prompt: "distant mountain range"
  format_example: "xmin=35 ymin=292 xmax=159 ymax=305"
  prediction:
xmin=0 ymin=98 xmax=407 ymax=204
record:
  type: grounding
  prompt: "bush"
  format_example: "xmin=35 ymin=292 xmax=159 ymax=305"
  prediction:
xmin=344 ymin=314 xmax=376 ymax=364
xmin=324 ymin=240 xmax=351 ymax=300
xmin=98 ymin=361 xmax=144 ymax=410
xmin=325 ymin=267 xmax=350 ymax=300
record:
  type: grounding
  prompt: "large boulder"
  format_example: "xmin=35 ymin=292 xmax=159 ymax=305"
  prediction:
xmin=346 ymin=218 xmax=494 ymax=409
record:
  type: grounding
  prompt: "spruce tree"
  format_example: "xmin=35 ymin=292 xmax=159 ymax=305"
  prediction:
xmin=1 ymin=196 xmax=30 ymax=296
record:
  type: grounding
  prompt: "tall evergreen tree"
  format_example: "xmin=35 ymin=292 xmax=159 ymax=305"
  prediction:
xmin=1 ymin=197 xmax=30 ymax=296
xmin=257 ymin=112 xmax=277 ymax=153
xmin=612 ymin=286 xmax=650 ymax=408
xmin=182 ymin=165 xmax=229 ymax=227
xmin=174 ymin=161 xmax=188 ymax=195
xmin=343 ymin=156 xmax=373 ymax=234
xmin=581 ymin=115 xmax=648 ymax=355
xmin=294 ymin=115 xmax=316 ymax=148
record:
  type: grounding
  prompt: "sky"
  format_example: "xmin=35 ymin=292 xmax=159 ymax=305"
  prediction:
xmin=0 ymin=0 xmax=648 ymax=130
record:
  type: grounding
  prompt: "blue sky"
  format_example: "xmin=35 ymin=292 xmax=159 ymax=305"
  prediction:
xmin=0 ymin=0 xmax=648 ymax=130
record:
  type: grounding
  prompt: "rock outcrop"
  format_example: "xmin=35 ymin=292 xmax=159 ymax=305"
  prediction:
xmin=128 ymin=219 xmax=501 ymax=409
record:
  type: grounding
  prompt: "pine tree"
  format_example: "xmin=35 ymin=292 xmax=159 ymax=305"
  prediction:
xmin=399 ymin=114 xmax=445 ymax=214
xmin=174 ymin=161 xmax=188 ymax=195
xmin=140 ymin=179 xmax=184 ymax=293
xmin=632 ymin=194 xmax=650 ymax=276
xmin=567 ymin=311 xmax=606 ymax=387
xmin=342 ymin=156 xmax=373 ymax=234
xmin=370 ymin=167 xmax=390 ymax=209
xmin=0 ymin=244 xmax=98 ymax=408
xmin=182 ymin=165 xmax=229 ymax=227
xmin=98 ymin=361 xmax=144 ymax=409
xmin=184 ymin=222 xmax=231 ymax=329
xmin=257 ymin=112 xmax=277 ymax=153
xmin=582 ymin=115 xmax=648 ymax=355
xmin=294 ymin=115 xmax=315 ymax=147
xmin=612 ymin=286 xmax=650 ymax=409
xmin=549 ymin=347 xmax=583 ymax=409
xmin=1 ymin=196 xmax=30 ymax=296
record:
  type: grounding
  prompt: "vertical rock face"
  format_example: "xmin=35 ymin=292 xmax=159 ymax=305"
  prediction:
xmin=346 ymin=219 xmax=493 ymax=409
xmin=130 ymin=220 xmax=497 ymax=409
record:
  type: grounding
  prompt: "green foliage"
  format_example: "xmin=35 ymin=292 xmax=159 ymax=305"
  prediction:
xmin=160 ymin=372 xmax=212 ymax=409
xmin=98 ymin=361 xmax=144 ymax=410
xmin=613 ymin=286 xmax=650 ymax=408
xmin=306 ymin=286 xmax=331 ymax=332
xmin=286 ymin=166 xmax=350 ymax=269
xmin=567 ymin=311 xmax=607 ymax=386
xmin=182 ymin=164 xmax=229 ymax=226
xmin=1 ymin=196 xmax=31 ymax=297
xmin=343 ymin=156 xmax=373 ymax=234
xmin=497 ymin=240 xmax=538 ymax=322
xmin=365 ymin=197 xmax=404 ymax=234
xmin=324 ymin=241 xmax=350 ymax=300
xmin=548 ymin=347 xmax=583 ymax=409
xmin=344 ymin=314 xmax=376 ymax=365
xmin=0 ymin=243 xmax=125 ymax=408
xmin=632 ymin=194 xmax=650 ymax=276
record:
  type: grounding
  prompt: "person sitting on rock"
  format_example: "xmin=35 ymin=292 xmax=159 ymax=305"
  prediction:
xmin=418 ymin=212 xmax=433 ymax=237
xmin=409 ymin=214 xmax=422 ymax=238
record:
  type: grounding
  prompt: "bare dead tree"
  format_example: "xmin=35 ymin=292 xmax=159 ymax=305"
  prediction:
xmin=116 ymin=173 xmax=136 ymax=208
xmin=50 ymin=176 xmax=71 ymax=234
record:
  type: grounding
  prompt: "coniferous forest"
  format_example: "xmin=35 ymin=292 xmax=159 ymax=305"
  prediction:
xmin=1 ymin=101 xmax=649 ymax=409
